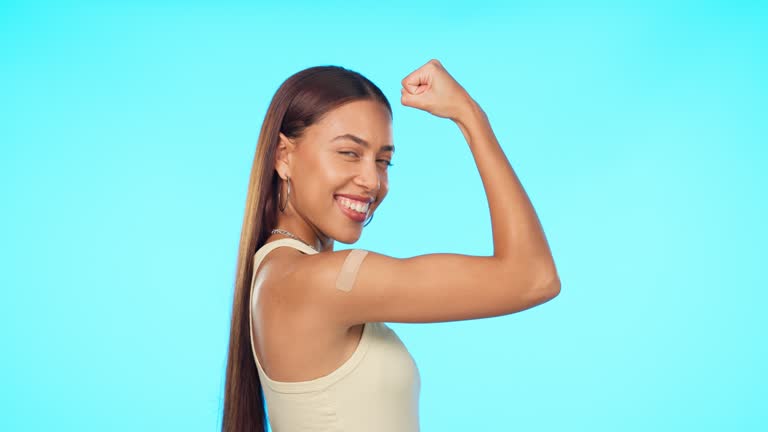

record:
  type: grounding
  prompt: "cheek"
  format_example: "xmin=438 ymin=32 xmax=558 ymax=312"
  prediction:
xmin=301 ymin=160 xmax=337 ymax=192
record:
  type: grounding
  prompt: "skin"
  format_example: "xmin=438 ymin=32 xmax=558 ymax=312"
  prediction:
xmin=270 ymin=99 xmax=394 ymax=251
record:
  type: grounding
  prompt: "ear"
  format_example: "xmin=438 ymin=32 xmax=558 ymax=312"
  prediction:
xmin=274 ymin=132 xmax=296 ymax=180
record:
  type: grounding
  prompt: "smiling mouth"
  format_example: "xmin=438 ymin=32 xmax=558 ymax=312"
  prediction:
xmin=335 ymin=196 xmax=368 ymax=222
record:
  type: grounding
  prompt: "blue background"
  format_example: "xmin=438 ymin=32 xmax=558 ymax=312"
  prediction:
xmin=2 ymin=1 xmax=766 ymax=430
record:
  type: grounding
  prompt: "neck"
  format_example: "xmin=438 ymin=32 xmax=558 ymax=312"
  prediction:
xmin=274 ymin=199 xmax=338 ymax=251
xmin=272 ymin=220 xmax=334 ymax=253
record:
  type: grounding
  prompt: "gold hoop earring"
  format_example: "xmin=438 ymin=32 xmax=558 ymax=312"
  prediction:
xmin=279 ymin=177 xmax=290 ymax=213
xmin=363 ymin=211 xmax=374 ymax=227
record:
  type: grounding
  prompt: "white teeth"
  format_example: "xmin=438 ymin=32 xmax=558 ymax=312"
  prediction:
xmin=337 ymin=197 xmax=369 ymax=213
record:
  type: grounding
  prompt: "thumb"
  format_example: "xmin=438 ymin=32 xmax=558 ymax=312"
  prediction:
xmin=400 ymin=87 xmax=426 ymax=109
xmin=405 ymin=82 xmax=427 ymax=95
xmin=401 ymin=66 xmax=431 ymax=95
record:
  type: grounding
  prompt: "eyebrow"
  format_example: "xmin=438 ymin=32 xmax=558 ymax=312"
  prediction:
xmin=332 ymin=133 xmax=395 ymax=152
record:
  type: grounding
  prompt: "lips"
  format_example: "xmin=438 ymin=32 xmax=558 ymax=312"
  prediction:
xmin=335 ymin=196 xmax=367 ymax=223
xmin=334 ymin=193 xmax=374 ymax=203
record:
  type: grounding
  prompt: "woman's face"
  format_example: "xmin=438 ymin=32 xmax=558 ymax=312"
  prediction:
xmin=274 ymin=99 xmax=394 ymax=245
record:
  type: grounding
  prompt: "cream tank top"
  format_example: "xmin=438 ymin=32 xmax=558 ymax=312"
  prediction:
xmin=248 ymin=238 xmax=421 ymax=431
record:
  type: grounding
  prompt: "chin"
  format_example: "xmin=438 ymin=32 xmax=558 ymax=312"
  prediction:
xmin=331 ymin=229 xmax=363 ymax=245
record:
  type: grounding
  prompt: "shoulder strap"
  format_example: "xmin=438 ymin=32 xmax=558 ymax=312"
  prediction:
xmin=248 ymin=238 xmax=318 ymax=372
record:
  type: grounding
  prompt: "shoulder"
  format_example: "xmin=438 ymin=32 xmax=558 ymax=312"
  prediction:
xmin=257 ymin=246 xmax=333 ymax=309
xmin=257 ymin=248 xmax=353 ymax=332
xmin=258 ymin=245 xmax=307 ymax=287
xmin=260 ymin=248 xmax=369 ymax=313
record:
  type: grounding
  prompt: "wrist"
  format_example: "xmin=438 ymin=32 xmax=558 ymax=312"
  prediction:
xmin=453 ymin=96 xmax=487 ymax=141
xmin=455 ymin=94 xmax=483 ymax=122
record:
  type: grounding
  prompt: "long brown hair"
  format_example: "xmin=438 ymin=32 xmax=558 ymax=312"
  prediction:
xmin=221 ymin=66 xmax=392 ymax=431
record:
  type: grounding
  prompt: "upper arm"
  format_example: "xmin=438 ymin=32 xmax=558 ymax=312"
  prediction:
xmin=281 ymin=249 xmax=559 ymax=326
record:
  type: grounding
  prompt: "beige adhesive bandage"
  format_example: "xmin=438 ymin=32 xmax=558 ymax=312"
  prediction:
xmin=335 ymin=249 xmax=369 ymax=292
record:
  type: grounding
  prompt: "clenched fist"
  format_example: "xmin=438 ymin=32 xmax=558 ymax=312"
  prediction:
xmin=400 ymin=59 xmax=474 ymax=121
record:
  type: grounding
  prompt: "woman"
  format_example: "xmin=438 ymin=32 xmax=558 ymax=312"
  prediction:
xmin=222 ymin=59 xmax=560 ymax=431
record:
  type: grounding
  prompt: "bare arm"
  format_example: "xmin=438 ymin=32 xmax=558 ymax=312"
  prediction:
xmin=455 ymin=98 xmax=559 ymax=292
xmin=274 ymin=60 xmax=559 ymax=326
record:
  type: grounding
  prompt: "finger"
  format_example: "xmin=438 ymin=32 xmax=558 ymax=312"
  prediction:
xmin=404 ymin=76 xmax=428 ymax=95
xmin=400 ymin=86 xmax=426 ymax=109
xmin=401 ymin=65 xmax=430 ymax=94
xmin=400 ymin=87 xmax=411 ymax=106
xmin=400 ymin=87 xmax=415 ymax=107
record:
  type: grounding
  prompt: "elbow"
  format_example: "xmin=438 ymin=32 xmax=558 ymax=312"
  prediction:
xmin=501 ymin=257 xmax=561 ymax=304
xmin=544 ymin=272 xmax=561 ymax=298
xmin=535 ymin=266 xmax=561 ymax=300
xmin=524 ymin=273 xmax=560 ymax=308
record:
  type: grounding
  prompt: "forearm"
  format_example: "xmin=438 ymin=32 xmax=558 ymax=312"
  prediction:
xmin=454 ymin=98 xmax=557 ymax=278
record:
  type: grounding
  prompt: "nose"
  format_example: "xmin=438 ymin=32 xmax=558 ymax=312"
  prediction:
xmin=354 ymin=157 xmax=380 ymax=193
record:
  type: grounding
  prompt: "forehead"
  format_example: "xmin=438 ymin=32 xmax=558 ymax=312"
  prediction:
xmin=309 ymin=100 xmax=392 ymax=145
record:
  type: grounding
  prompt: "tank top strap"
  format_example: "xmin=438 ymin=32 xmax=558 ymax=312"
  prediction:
xmin=252 ymin=238 xmax=318 ymax=274
xmin=248 ymin=238 xmax=318 ymax=376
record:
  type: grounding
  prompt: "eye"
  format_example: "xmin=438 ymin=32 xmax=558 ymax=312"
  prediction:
xmin=339 ymin=151 xmax=393 ymax=168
